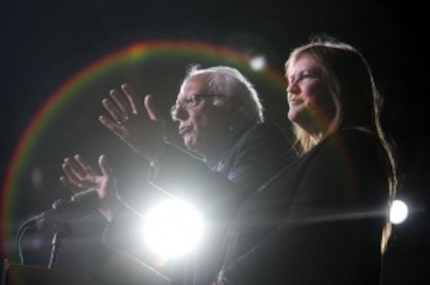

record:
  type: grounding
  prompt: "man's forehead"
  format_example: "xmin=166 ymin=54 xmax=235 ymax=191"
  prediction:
xmin=178 ymin=74 xmax=209 ymax=98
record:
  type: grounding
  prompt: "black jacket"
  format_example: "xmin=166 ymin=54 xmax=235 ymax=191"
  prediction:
xmin=220 ymin=128 xmax=390 ymax=285
xmin=103 ymin=122 xmax=297 ymax=285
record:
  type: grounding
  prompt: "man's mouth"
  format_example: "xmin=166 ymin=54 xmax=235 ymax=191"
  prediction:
xmin=179 ymin=126 xmax=192 ymax=136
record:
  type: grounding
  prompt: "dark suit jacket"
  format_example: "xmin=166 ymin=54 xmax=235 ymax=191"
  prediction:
xmin=221 ymin=128 xmax=390 ymax=285
xmin=103 ymin=122 xmax=297 ymax=285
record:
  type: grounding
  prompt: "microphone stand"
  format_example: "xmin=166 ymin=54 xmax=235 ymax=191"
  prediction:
xmin=17 ymin=190 xmax=97 ymax=266
xmin=48 ymin=231 xmax=61 ymax=269
xmin=46 ymin=199 xmax=72 ymax=269
xmin=48 ymin=226 xmax=72 ymax=269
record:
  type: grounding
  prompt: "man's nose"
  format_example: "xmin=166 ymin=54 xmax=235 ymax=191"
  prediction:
xmin=286 ymin=82 xmax=299 ymax=94
xmin=172 ymin=107 xmax=188 ymax=122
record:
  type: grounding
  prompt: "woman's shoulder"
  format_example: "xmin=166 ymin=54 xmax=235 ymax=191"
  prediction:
xmin=336 ymin=127 xmax=378 ymax=141
xmin=320 ymin=128 xmax=389 ymax=176
xmin=323 ymin=127 xmax=381 ymax=150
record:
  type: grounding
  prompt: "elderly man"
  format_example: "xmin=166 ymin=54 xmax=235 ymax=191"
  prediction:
xmin=61 ymin=66 xmax=297 ymax=285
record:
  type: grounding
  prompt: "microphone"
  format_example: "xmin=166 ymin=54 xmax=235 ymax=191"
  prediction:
xmin=24 ymin=189 xmax=99 ymax=231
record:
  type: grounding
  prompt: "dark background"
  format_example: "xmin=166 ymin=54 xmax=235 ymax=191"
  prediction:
xmin=1 ymin=1 xmax=429 ymax=284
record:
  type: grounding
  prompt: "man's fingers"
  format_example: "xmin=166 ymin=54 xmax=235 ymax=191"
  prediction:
xmin=144 ymin=94 xmax=163 ymax=121
xmin=102 ymin=98 xmax=128 ymax=123
xmin=99 ymin=115 xmax=115 ymax=130
xmin=121 ymin=83 xmax=143 ymax=114
xmin=62 ymin=161 xmax=85 ymax=188
xmin=63 ymin=157 xmax=86 ymax=178
xmin=60 ymin=175 xmax=71 ymax=188
xmin=99 ymin=115 xmax=129 ymax=139
xmin=75 ymin=154 xmax=97 ymax=176
xmin=98 ymin=154 xmax=112 ymax=176
xmin=60 ymin=175 xmax=84 ymax=192
xmin=109 ymin=88 xmax=131 ymax=114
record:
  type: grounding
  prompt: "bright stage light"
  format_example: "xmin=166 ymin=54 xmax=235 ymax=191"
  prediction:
xmin=249 ymin=55 xmax=266 ymax=71
xmin=143 ymin=200 xmax=204 ymax=260
xmin=390 ymin=199 xmax=409 ymax=224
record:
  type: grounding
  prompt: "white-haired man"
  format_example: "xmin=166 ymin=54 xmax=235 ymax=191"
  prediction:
xmin=61 ymin=65 xmax=297 ymax=285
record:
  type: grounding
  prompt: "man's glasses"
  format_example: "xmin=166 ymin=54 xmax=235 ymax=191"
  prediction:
xmin=170 ymin=94 xmax=220 ymax=120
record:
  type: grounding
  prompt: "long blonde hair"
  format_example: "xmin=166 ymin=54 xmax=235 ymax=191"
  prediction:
xmin=285 ymin=37 xmax=398 ymax=252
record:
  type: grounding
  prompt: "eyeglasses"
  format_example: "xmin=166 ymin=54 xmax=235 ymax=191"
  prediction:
xmin=170 ymin=94 xmax=219 ymax=120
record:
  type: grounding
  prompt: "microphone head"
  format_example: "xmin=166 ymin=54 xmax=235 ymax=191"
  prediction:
xmin=70 ymin=189 xmax=99 ymax=209
xmin=27 ymin=189 xmax=100 ymax=231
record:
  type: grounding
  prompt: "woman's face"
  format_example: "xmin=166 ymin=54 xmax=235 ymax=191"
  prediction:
xmin=285 ymin=54 xmax=337 ymax=136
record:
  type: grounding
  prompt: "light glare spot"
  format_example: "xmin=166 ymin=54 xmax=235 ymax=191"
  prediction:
xmin=143 ymin=200 xmax=204 ymax=260
xmin=390 ymin=199 xmax=409 ymax=224
xmin=250 ymin=55 xmax=266 ymax=71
